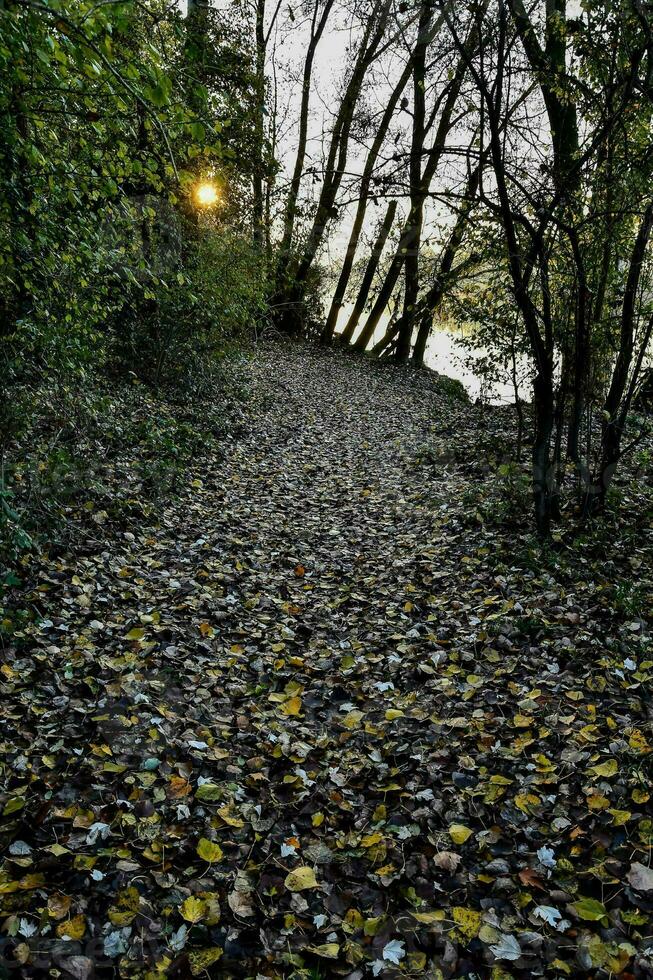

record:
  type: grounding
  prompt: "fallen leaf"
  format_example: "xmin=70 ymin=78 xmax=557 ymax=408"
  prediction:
xmin=449 ymin=823 xmax=473 ymax=844
xmin=196 ymin=838 xmax=224 ymax=863
xmin=627 ymin=862 xmax=653 ymax=893
xmin=284 ymin=866 xmax=318 ymax=891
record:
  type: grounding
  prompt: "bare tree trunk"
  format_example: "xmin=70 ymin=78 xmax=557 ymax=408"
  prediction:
xmin=507 ymin=0 xmax=579 ymax=199
xmin=339 ymin=200 xmax=398 ymax=345
xmin=508 ymin=0 xmax=585 ymax=483
xmin=278 ymin=1 xmax=393 ymax=331
xmin=264 ymin=44 xmax=280 ymax=266
xmin=323 ymin=59 xmax=413 ymax=342
xmin=566 ymin=231 xmax=590 ymax=472
xmin=396 ymin=0 xmax=433 ymax=362
xmin=353 ymin=50 xmax=468 ymax=352
xmin=252 ymin=0 xmax=266 ymax=248
xmin=447 ymin=0 xmax=556 ymax=534
xmin=532 ymin=369 xmax=556 ymax=537
xmin=274 ymin=0 xmax=335 ymax=297
xmin=374 ymin=164 xmax=480 ymax=359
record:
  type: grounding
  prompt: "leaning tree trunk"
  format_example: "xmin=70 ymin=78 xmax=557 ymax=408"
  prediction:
xmin=396 ymin=0 xmax=433 ymax=362
xmin=338 ymin=201 xmax=398 ymax=346
xmin=323 ymin=59 xmax=412 ymax=342
xmin=280 ymin=1 xmax=392 ymax=332
xmin=373 ymin=165 xmax=480 ymax=359
xmin=353 ymin=50 xmax=468 ymax=352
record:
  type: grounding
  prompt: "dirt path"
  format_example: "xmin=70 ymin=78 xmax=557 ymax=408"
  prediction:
xmin=2 ymin=342 xmax=651 ymax=978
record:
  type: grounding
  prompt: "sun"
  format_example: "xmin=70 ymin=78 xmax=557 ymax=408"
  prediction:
xmin=195 ymin=181 xmax=219 ymax=207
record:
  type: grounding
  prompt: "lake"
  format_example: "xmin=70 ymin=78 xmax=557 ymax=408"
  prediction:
xmin=334 ymin=304 xmax=528 ymax=404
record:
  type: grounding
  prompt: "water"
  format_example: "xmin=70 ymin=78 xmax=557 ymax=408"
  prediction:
xmin=335 ymin=304 xmax=528 ymax=404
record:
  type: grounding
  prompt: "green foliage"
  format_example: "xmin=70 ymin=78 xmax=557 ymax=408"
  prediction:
xmin=0 ymin=0 xmax=265 ymax=553
xmin=611 ymin=581 xmax=647 ymax=618
xmin=0 ymin=365 xmax=246 ymax=561
xmin=110 ymin=219 xmax=267 ymax=387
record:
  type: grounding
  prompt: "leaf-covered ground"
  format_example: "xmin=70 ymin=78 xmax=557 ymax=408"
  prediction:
xmin=1 ymin=341 xmax=652 ymax=979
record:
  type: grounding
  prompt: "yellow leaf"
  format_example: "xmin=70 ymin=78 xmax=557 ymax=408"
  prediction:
xmin=56 ymin=914 xmax=86 ymax=940
xmin=364 ymin=915 xmax=383 ymax=936
xmin=609 ymin=808 xmax=631 ymax=825
xmin=108 ymin=908 xmax=137 ymax=927
xmin=629 ymin=729 xmax=651 ymax=753
xmin=308 ymin=943 xmax=340 ymax=958
xmin=216 ymin=805 xmax=244 ymax=828
xmin=479 ymin=924 xmax=501 ymax=943
xmin=484 ymin=784 xmax=508 ymax=803
xmin=375 ymin=863 xmax=396 ymax=876
xmin=180 ymin=896 xmax=205 ymax=923
xmin=109 ymin=887 xmax=140 ymax=923
xmin=3 ymin=797 xmax=25 ymax=816
xmin=189 ymin=948 xmax=223 ymax=975
xmin=343 ymin=909 xmax=364 ymax=933
xmin=361 ymin=832 xmax=383 ymax=847
xmin=16 ymin=873 xmax=43 ymax=890
xmin=449 ymin=823 xmax=473 ymax=844
xmin=312 ymin=812 xmax=324 ymax=827
xmin=196 ymin=838 xmax=224 ymax=863
xmin=578 ymin=725 xmax=599 ymax=742
xmin=281 ymin=696 xmax=302 ymax=716
xmin=586 ymin=790 xmax=610 ymax=810
xmin=551 ymin=958 xmax=572 ymax=975
xmin=412 ymin=910 xmax=445 ymax=923
xmin=588 ymin=759 xmax=618 ymax=778
xmin=452 ymin=906 xmax=481 ymax=940
xmin=125 ymin=628 xmax=145 ymax=640
xmin=513 ymin=714 xmax=533 ymax=727
xmin=201 ymin=893 xmax=221 ymax=926
xmin=409 ymin=952 xmax=428 ymax=971
xmin=514 ymin=792 xmax=541 ymax=813
xmin=342 ymin=709 xmax=363 ymax=729
xmin=284 ymin=866 xmax=318 ymax=891
xmin=385 ymin=709 xmax=404 ymax=720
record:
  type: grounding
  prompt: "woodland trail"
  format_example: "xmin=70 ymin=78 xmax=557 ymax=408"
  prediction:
xmin=2 ymin=341 xmax=652 ymax=978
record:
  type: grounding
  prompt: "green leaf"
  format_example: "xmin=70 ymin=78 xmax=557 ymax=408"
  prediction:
xmin=195 ymin=783 xmax=222 ymax=802
xmin=571 ymin=898 xmax=607 ymax=921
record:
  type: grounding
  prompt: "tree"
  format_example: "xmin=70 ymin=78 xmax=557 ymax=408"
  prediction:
xmin=438 ymin=0 xmax=653 ymax=534
xmin=351 ymin=15 xmax=475 ymax=356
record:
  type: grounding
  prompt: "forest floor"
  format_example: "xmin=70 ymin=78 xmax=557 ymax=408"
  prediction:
xmin=1 ymin=339 xmax=652 ymax=979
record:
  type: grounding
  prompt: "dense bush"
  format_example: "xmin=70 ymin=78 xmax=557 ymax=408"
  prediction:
xmin=108 ymin=217 xmax=267 ymax=388
xmin=0 ymin=0 xmax=265 ymax=559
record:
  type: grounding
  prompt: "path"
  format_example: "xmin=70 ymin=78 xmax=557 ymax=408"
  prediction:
xmin=2 ymin=342 xmax=651 ymax=979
